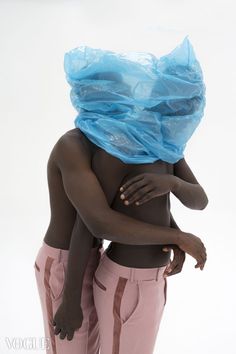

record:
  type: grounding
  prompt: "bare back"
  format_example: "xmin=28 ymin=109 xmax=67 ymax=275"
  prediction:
xmin=44 ymin=128 xmax=172 ymax=267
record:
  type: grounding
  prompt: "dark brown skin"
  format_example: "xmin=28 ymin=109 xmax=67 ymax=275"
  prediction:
xmin=91 ymin=144 xmax=207 ymax=268
xmin=43 ymin=127 xmax=207 ymax=340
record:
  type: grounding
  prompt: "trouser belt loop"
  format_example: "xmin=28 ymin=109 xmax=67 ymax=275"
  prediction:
xmin=155 ymin=268 xmax=160 ymax=281
xmin=130 ymin=268 xmax=135 ymax=282
xmin=58 ymin=249 xmax=62 ymax=263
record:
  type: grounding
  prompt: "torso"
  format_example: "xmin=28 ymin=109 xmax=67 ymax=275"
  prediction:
xmin=44 ymin=128 xmax=173 ymax=267
xmin=91 ymin=140 xmax=173 ymax=267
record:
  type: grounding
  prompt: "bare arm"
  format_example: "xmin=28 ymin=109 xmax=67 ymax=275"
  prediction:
xmin=62 ymin=214 xmax=94 ymax=302
xmin=163 ymin=212 xmax=186 ymax=277
xmin=172 ymin=158 xmax=208 ymax=210
xmin=53 ymin=213 xmax=95 ymax=340
xmin=163 ymin=212 xmax=181 ymax=249
xmin=55 ymin=134 xmax=184 ymax=246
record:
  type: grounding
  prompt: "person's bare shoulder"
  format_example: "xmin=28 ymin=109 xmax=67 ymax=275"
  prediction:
xmin=49 ymin=127 xmax=91 ymax=170
xmin=66 ymin=127 xmax=82 ymax=135
xmin=60 ymin=127 xmax=83 ymax=141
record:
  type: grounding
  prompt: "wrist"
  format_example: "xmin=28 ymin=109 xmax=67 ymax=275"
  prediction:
xmin=175 ymin=230 xmax=188 ymax=246
xmin=63 ymin=289 xmax=82 ymax=304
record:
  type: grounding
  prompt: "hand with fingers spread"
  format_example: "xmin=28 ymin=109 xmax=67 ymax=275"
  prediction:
xmin=119 ymin=173 xmax=176 ymax=206
xmin=53 ymin=299 xmax=83 ymax=341
xmin=162 ymin=245 xmax=186 ymax=277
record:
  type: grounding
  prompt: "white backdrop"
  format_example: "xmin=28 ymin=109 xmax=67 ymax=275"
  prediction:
xmin=0 ymin=0 xmax=235 ymax=353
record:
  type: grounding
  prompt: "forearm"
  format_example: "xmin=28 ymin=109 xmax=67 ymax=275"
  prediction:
xmin=171 ymin=176 xmax=208 ymax=210
xmin=62 ymin=215 xmax=94 ymax=302
xmin=167 ymin=213 xmax=182 ymax=248
xmin=96 ymin=208 xmax=185 ymax=246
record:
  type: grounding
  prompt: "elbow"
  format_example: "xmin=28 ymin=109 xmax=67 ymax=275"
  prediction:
xmin=94 ymin=224 xmax=113 ymax=241
xmin=91 ymin=217 xmax=113 ymax=241
xmin=91 ymin=228 xmax=103 ymax=240
xmin=78 ymin=216 xmax=108 ymax=240
xmin=90 ymin=222 xmax=105 ymax=239
xmin=199 ymin=195 xmax=209 ymax=210
xmin=194 ymin=194 xmax=209 ymax=210
xmin=194 ymin=186 xmax=209 ymax=210
xmin=199 ymin=187 xmax=209 ymax=210
xmin=82 ymin=207 xmax=113 ymax=240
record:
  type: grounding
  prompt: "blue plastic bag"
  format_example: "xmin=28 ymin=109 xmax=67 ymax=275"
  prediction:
xmin=64 ymin=36 xmax=206 ymax=164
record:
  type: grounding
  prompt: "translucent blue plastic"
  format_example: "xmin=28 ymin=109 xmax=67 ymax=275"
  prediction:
xmin=64 ymin=36 xmax=206 ymax=164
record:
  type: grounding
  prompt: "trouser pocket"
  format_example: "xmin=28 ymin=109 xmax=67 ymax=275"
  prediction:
xmin=34 ymin=261 xmax=40 ymax=272
xmin=34 ymin=248 xmax=43 ymax=286
xmin=114 ymin=278 xmax=141 ymax=326
xmin=93 ymin=274 xmax=107 ymax=291
xmin=48 ymin=258 xmax=66 ymax=301
xmin=34 ymin=250 xmax=66 ymax=302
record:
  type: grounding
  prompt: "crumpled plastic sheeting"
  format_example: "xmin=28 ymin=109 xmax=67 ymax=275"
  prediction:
xmin=64 ymin=36 xmax=206 ymax=164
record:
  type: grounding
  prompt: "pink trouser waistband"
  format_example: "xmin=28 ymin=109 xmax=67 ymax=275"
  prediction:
xmin=41 ymin=240 xmax=104 ymax=265
xmin=99 ymin=252 xmax=168 ymax=282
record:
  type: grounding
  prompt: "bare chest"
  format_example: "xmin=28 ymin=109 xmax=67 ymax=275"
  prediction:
xmin=91 ymin=145 xmax=173 ymax=209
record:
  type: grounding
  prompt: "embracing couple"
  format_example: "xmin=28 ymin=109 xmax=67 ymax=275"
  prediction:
xmin=34 ymin=38 xmax=208 ymax=354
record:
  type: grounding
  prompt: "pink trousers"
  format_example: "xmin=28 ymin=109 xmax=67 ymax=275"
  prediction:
xmin=34 ymin=241 xmax=104 ymax=354
xmin=93 ymin=252 xmax=168 ymax=354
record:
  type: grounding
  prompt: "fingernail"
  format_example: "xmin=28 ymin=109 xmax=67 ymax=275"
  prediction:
xmin=120 ymin=187 xmax=123 ymax=191
xmin=135 ymin=201 xmax=139 ymax=205
xmin=124 ymin=200 xmax=129 ymax=205
xmin=120 ymin=194 xmax=125 ymax=200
